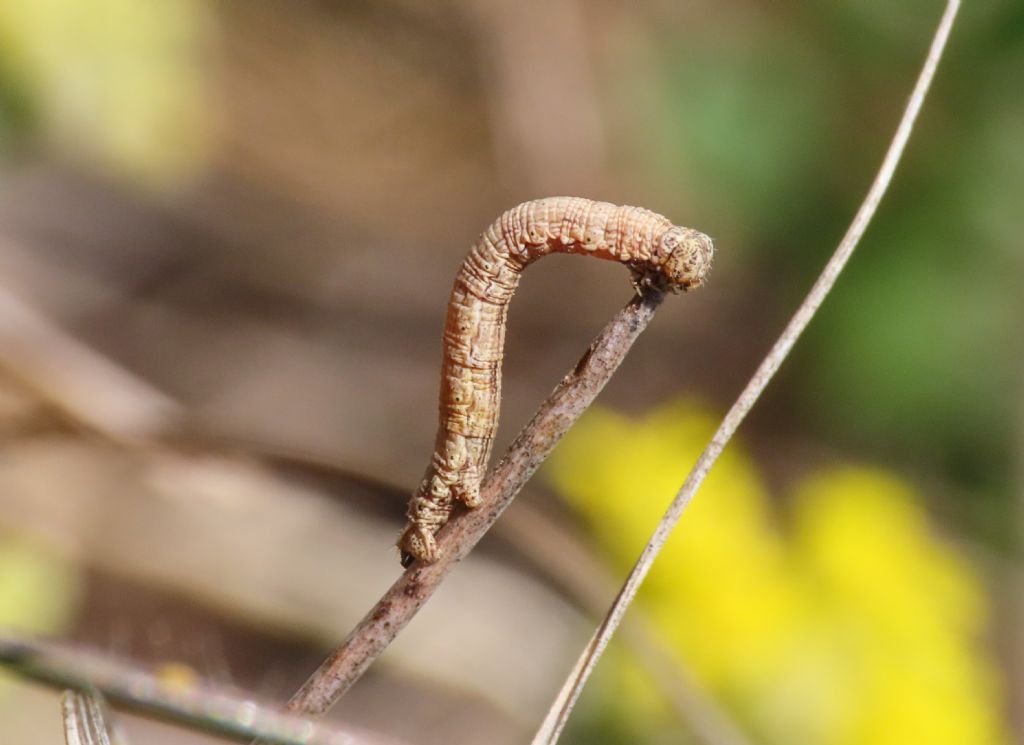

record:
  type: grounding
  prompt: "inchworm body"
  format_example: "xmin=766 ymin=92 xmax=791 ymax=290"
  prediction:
xmin=398 ymin=197 xmax=714 ymax=565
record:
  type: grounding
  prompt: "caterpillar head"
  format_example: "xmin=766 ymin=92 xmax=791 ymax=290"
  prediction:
xmin=657 ymin=226 xmax=714 ymax=293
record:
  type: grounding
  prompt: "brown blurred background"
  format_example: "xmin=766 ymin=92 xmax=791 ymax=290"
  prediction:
xmin=0 ymin=1 xmax=1021 ymax=743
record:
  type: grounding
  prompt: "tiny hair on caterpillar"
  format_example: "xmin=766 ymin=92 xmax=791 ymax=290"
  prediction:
xmin=399 ymin=197 xmax=713 ymax=566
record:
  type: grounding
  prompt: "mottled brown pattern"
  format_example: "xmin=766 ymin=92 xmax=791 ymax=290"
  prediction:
xmin=399 ymin=197 xmax=714 ymax=565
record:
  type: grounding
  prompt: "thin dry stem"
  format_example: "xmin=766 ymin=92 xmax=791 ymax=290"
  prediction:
xmin=502 ymin=502 xmax=757 ymax=745
xmin=284 ymin=288 xmax=665 ymax=717
xmin=531 ymin=2 xmax=962 ymax=742
xmin=62 ymin=690 xmax=119 ymax=745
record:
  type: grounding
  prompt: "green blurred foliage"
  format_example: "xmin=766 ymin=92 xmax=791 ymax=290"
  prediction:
xmin=631 ymin=0 xmax=1024 ymax=549
xmin=0 ymin=536 xmax=80 ymax=633
xmin=649 ymin=14 xmax=840 ymax=244
xmin=0 ymin=0 xmax=210 ymax=184
xmin=547 ymin=400 xmax=1009 ymax=745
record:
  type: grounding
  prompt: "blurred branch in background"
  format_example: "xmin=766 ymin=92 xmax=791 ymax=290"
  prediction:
xmin=3 ymin=634 xmax=409 ymax=745
xmin=533 ymin=2 xmax=962 ymax=741
xmin=0 ymin=282 xmax=182 ymax=443
xmin=463 ymin=0 xmax=606 ymax=194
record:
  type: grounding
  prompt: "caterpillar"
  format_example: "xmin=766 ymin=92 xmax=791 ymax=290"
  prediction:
xmin=398 ymin=197 xmax=714 ymax=566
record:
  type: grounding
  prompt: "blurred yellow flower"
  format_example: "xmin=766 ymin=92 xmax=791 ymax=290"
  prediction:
xmin=546 ymin=399 xmax=1008 ymax=745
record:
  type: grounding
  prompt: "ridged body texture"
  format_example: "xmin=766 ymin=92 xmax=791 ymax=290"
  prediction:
xmin=399 ymin=197 xmax=714 ymax=565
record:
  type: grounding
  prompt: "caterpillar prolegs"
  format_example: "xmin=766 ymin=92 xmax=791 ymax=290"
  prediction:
xmin=398 ymin=197 xmax=714 ymax=566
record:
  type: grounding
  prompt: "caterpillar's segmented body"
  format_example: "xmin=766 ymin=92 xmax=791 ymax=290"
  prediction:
xmin=399 ymin=197 xmax=714 ymax=565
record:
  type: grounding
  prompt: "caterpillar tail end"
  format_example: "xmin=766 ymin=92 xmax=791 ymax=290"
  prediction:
xmin=397 ymin=523 xmax=440 ymax=567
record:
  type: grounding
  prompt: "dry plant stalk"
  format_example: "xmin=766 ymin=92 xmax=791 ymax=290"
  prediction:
xmin=532 ymin=1 xmax=962 ymax=742
xmin=399 ymin=197 xmax=713 ymax=564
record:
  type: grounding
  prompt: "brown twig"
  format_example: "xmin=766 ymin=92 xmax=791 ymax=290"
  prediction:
xmin=0 ymin=633 xmax=405 ymax=745
xmin=285 ymin=288 xmax=666 ymax=717
xmin=239 ymin=455 xmax=755 ymax=745
xmin=531 ymin=1 xmax=962 ymax=742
